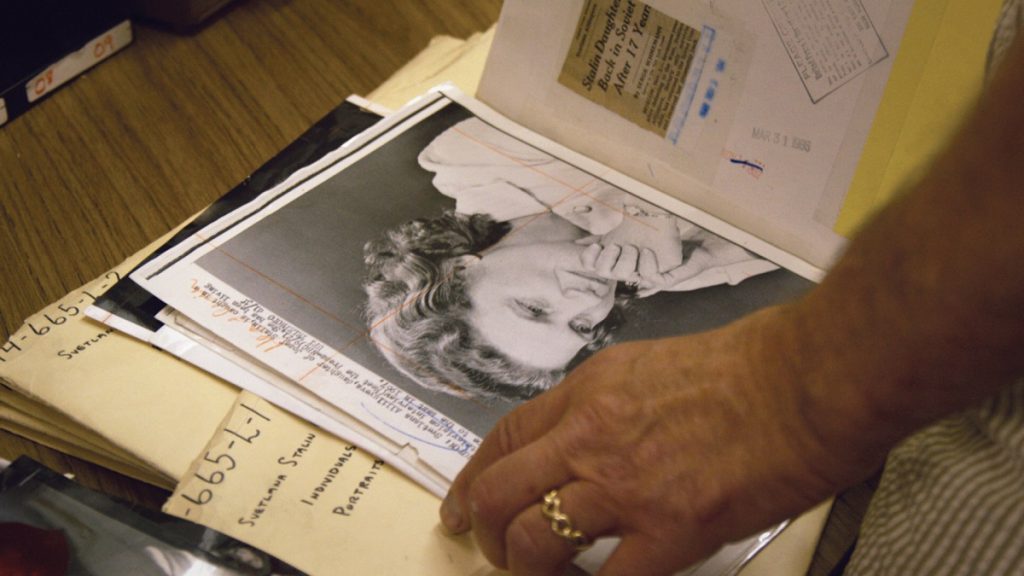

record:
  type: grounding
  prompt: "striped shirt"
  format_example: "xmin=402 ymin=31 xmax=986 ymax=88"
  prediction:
xmin=845 ymin=381 xmax=1024 ymax=573
xmin=845 ymin=2 xmax=1023 ymax=572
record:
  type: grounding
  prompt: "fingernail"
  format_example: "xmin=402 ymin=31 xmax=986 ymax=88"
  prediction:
xmin=440 ymin=493 xmax=466 ymax=534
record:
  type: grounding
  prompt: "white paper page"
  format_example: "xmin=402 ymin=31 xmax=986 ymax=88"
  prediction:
xmin=479 ymin=0 xmax=915 ymax=270
xmin=132 ymin=87 xmax=818 ymax=491
xmin=154 ymin=308 xmax=796 ymax=576
xmin=149 ymin=311 xmax=450 ymax=496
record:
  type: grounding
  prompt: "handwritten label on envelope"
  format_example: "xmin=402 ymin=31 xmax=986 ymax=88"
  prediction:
xmin=164 ymin=392 xmax=495 ymax=575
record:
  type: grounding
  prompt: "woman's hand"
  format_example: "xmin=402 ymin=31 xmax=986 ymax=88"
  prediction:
xmin=439 ymin=306 xmax=887 ymax=576
xmin=578 ymin=240 xmax=654 ymax=284
xmin=578 ymin=240 xmax=714 ymax=297
xmin=632 ymin=246 xmax=716 ymax=297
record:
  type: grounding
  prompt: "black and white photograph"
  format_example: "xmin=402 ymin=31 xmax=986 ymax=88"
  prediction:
xmin=136 ymin=91 xmax=813 ymax=477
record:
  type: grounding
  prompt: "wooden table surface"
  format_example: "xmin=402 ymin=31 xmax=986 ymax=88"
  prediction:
xmin=0 ymin=1 xmax=860 ymax=572
xmin=0 ymin=0 xmax=499 ymax=498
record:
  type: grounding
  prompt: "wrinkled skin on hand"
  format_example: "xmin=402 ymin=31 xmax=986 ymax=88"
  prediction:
xmin=440 ymin=306 xmax=884 ymax=576
xmin=442 ymin=35 xmax=1024 ymax=576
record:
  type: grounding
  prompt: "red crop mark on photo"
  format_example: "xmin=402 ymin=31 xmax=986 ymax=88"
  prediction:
xmin=189 ymin=233 xmax=374 ymax=378
xmin=192 ymin=118 xmax=668 ymax=397
xmin=208 ymin=238 xmax=361 ymax=334
xmin=449 ymin=125 xmax=662 ymax=234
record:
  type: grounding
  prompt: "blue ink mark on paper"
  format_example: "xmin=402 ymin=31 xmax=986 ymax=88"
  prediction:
xmin=716 ymin=58 xmax=726 ymax=72
xmin=699 ymin=102 xmax=711 ymax=118
xmin=360 ymin=402 xmax=474 ymax=455
xmin=729 ymin=158 xmax=765 ymax=173
xmin=667 ymin=25 xmax=716 ymax=145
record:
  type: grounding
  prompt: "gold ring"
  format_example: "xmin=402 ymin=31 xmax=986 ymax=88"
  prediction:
xmin=540 ymin=489 xmax=592 ymax=552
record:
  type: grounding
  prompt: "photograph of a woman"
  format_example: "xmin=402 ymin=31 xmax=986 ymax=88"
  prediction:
xmin=363 ymin=117 xmax=781 ymax=402
xmin=190 ymin=98 xmax=811 ymax=437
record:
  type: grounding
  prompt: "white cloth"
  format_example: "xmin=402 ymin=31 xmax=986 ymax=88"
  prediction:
xmin=418 ymin=117 xmax=778 ymax=292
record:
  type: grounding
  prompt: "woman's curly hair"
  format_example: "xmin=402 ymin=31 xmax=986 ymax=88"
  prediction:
xmin=363 ymin=210 xmax=624 ymax=401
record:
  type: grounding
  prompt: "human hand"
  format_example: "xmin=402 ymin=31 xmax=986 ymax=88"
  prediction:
xmin=631 ymin=245 xmax=716 ymax=297
xmin=577 ymin=239 xmax=712 ymax=297
xmin=577 ymin=239 xmax=653 ymax=285
xmin=439 ymin=307 xmax=887 ymax=576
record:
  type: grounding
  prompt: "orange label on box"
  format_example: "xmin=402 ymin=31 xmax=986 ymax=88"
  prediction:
xmin=26 ymin=20 xmax=132 ymax=103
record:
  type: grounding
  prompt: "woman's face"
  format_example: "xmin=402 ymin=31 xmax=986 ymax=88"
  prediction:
xmin=464 ymin=241 xmax=616 ymax=371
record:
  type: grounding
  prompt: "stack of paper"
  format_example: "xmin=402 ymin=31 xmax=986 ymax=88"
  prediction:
xmin=0 ymin=1 xmax=1004 ymax=574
